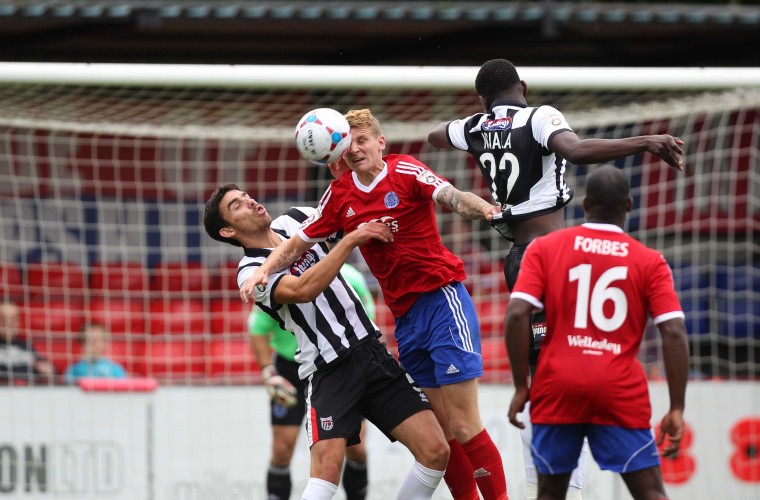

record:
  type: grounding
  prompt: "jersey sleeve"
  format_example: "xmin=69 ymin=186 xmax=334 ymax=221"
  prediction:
xmin=398 ymin=155 xmax=451 ymax=202
xmin=509 ymin=239 xmax=546 ymax=311
xmin=298 ymin=184 xmax=342 ymax=242
xmin=237 ymin=264 xmax=286 ymax=311
xmin=647 ymin=254 xmax=686 ymax=324
xmin=532 ymin=105 xmax=573 ymax=149
xmin=445 ymin=114 xmax=482 ymax=151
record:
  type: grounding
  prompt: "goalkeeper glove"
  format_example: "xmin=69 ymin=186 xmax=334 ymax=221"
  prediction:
xmin=261 ymin=364 xmax=299 ymax=408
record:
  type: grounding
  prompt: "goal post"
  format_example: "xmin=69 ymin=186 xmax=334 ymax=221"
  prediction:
xmin=0 ymin=62 xmax=758 ymax=385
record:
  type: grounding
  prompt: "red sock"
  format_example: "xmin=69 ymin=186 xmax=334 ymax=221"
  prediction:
xmin=444 ymin=438 xmax=479 ymax=500
xmin=462 ymin=429 xmax=509 ymax=500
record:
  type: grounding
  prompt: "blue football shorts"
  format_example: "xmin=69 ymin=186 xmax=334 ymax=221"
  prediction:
xmin=532 ymin=423 xmax=661 ymax=475
xmin=394 ymin=281 xmax=483 ymax=388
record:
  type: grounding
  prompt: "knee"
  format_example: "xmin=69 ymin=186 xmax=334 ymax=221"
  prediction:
xmin=418 ymin=437 xmax=450 ymax=471
xmin=345 ymin=443 xmax=367 ymax=463
xmin=448 ymin=417 xmax=482 ymax=444
xmin=312 ymin=460 xmax=344 ymax=483
xmin=271 ymin=440 xmax=295 ymax=466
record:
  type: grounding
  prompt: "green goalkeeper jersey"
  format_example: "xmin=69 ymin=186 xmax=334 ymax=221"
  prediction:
xmin=248 ymin=263 xmax=376 ymax=361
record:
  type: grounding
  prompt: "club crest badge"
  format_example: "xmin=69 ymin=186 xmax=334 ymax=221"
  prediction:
xmin=320 ymin=416 xmax=334 ymax=431
xmin=384 ymin=191 xmax=399 ymax=208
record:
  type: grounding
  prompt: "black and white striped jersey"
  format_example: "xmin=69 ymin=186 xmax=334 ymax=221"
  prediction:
xmin=446 ymin=99 xmax=575 ymax=223
xmin=236 ymin=207 xmax=381 ymax=380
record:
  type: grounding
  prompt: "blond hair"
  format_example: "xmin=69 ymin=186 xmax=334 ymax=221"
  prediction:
xmin=345 ymin=109 xmax=382 ymax=137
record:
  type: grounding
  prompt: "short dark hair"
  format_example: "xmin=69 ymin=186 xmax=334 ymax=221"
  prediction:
xmin=203 ymin=183 xmax=242 ymax=247
xmin=475 ymin=59 xmax=521 ymax=98
xmin=585 ymin=165 xmax=630 ymax=215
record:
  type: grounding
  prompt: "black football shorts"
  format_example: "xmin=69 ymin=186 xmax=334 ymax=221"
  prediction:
xmin=304 ymin=339 xmax=431 ymax=447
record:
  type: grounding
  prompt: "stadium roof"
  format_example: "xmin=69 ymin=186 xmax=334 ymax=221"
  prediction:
xmin=1 ymin=1 xmax=759 ymax=66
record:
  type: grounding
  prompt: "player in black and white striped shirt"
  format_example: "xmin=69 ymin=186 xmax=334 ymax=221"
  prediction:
xmin=429 ymin=59 xmax=685 ymax=500
xmin=203 ymin=184 xmax=449 ymax=500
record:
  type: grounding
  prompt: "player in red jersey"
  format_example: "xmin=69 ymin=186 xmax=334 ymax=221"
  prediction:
xmin=505 ymin=165 xmax=690 ymax=500
xmin=244 ymin=109 xmax=509 ymax=500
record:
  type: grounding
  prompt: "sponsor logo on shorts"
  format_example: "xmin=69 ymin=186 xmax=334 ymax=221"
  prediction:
xmin=320 ymin=416 xmax=334 ymax=431
xmin=445 ymin=364 xmax=460 ymax=375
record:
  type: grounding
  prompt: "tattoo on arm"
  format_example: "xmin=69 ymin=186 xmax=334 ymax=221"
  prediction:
xmin=438 ymin=186 xmax=489 ymax=220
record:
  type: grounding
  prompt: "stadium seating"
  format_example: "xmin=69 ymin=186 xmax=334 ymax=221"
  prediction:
xmin=26 ymin=261 xmax=86 ymax=300
xmin=209 ymin=298 xmax=250 ymax=335
xmin=23 ymin=298 xmax=86 ymax=336
xmin=148 ymin=299 xmax=207 ymax=336
xmin=208 ymin=339 xmax=260 ymax=382
xmin=89 ymin=260 xmax=150 ymax=297
xmin=476 ymin=299 xmax=507 ymax=338
xmin=0 ymin=261 xmax=24 ymax=302
xmin=215 ymin=260 xmax=240 ymax=294
xmin=33 ymin=338 xmax=81 ymax=377
xmin=480 ymin=337 xmax=510 ymax=383
xmin=714 ymin=264 xmax=760 ymax=339
xmin=88 ymin=297 xmax=147 ymax=336
xmin=138 ymin=340 xmax=207 ymax=381
xmin=149 ymin=261 xmax=212 ymax=296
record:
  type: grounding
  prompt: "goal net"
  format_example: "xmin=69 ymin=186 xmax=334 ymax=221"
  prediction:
xmin=0 ymin=63 xmax=758 ymax=387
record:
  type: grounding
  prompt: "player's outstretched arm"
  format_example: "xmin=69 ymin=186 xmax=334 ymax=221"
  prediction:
xmin=550 ymin=131 xmax=685 ymax=171
xmin=274 ymin=222 xmax=392 ymax=304
xmin=240 ymin=235 xmax=312 ymax=303
xmin=504 ymin=297 xmax=535 ymax=429
xmin=656 ymin=317 xmax=690 ymax=457
xmin=427 ymin=122 xmax=452 ymax=149
xmin=436 ymin=185 xmax=501 ymax=221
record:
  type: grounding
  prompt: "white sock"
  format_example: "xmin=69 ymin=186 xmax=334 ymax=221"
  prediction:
xmin=396 ymin=461 xmax=445 ymax=500
xmin=301 ymin=478 xmax=338 ymax=500
xmin=566 ymin=488 xmax=583 ymax=500
xmin=526 ymin=481 xmax=538 ymax=500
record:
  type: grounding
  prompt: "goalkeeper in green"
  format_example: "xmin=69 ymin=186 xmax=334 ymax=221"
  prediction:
xmin=250 ymin=262 xmax=376 ymax=500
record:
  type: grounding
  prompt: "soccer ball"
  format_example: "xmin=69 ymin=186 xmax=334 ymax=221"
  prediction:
xmin=294 ymin=108 xmax=351 ymax=164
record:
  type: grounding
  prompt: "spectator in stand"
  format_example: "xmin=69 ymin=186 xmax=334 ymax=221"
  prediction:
xmin=0 ymin=301 xmax=55 ymax=385
xmin=251 ymin=262 xmax=374 ymax=500
xmin=64 ymin=322 xmax=127 ymax=384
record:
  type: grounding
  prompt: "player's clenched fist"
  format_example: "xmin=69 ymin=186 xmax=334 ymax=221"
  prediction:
xmin=262 ymin=364 xmax=298 ymax=408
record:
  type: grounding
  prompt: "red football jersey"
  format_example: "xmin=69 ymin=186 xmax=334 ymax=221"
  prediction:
xmin=298 ymin=154 xmax=467 ymax=317
xmin=511 ymin=223 xmax=684 ymax=428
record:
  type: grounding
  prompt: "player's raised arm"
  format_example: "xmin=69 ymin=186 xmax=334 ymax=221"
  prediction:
xmin=550 ymin=131 xmax=685 ymax=171
xmin=427 ymin=122 xmax=452 ymax=149
xmin=436 ymin=185 xmax=501 ymax=221
xmin=273 ymin=222 xmax=392 ymax=304
xmin=240 ymin=234 xmax=312 ymax=303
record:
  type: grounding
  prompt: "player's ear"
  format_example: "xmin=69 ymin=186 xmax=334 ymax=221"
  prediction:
xmin=378 ymin=135 xmax=386 ymax=151
xmin=478 ymin=95 xmax=488 ymax=112
xmin=219 ymin=226 xmax=236 ymax=239
xmin=521 ymin=80 xmax=528 ymax=99
xmin=626 ymin=196 xmax=633 ymax=213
